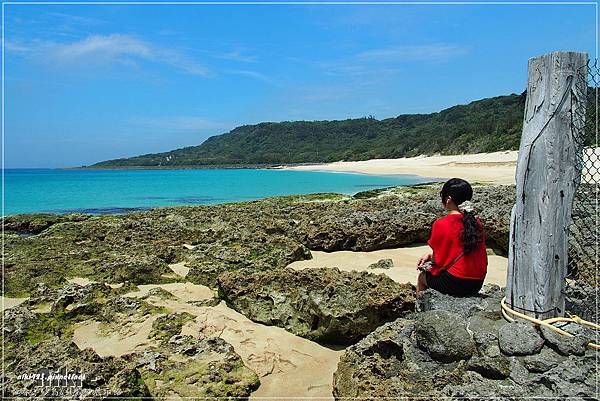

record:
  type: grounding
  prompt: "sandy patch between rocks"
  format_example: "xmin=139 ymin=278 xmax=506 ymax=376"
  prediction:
xmin=72 ymin=280 xmax=341 ymax=400
xmin=73 ymin=314 xmax=160 ymax=358
xmin=183 ymin=302 xmax=342 ymax=400
xmin=69 ymin=243 xmax=506 ymax=400
xmin=288 ymin=244 xmax=508 ymax=287
xmin=32 ymin=302 xmax=52 ymax=314
xmin=1 ymin=296 xmax=28 ymax=312
xmin=168 ymin=262 xmax=190 ymax=277
xmin=67 ymin=277 xmax=97 ymax=286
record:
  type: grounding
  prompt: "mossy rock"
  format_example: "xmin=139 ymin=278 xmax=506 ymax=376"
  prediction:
xmin=139 ymin=336 xmax=260 ymax=399
xmin=149 ymin=312 xmax=195 ymax=343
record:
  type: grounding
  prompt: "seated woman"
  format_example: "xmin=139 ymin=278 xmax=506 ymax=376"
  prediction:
xmin=416 ymin=178 xmax=488 ymax=297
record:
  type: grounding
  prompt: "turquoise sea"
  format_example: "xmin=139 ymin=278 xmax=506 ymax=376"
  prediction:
xmin=5 ymin=168 xmax=435 ymax=216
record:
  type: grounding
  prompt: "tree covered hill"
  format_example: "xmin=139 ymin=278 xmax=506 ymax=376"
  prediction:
xmin=90 ymin=92 xmax=528 ymax=168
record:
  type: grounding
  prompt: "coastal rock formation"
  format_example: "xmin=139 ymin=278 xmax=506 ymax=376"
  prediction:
xmin=2 ymin=183 xmax=597 ymax=400
xmin=292 ymin=184 xmax=515 ymax=254
xmin=333 ymin=286 xmax=597 ymax=399
xmin=217 ymin=267 xmax=415 ymax=344
xmin=368 ymin=258 xmax=394 ymax=269
xmin=414 ymin=310 xmax=476 ymax=362
xmin=3 ymin=337 xmax=150 ymax=399
xmin=131 ymin=335 xmax=260 ymax=399
xmin=497 ymin=322 xmax=545 ymax=356
xmin=149 ymin=312 xmax=196 ymax=343
xmin=0 ymin=184 xmax=565 ymax=290
xmin=4 ymin=184 xmax=516 ymax=296
xmin=2 ymin=281 xmax=260 ymax=400
xmin=473 ymin=185 xmax=514 ymax=253
xmin=3 ymin=213 xmax=90 ymax=235
xmin=342 ymin=184 xmax=516 ymax=254
xmin=539 ymin=325 xmax=589 ymax=356
xmin=298 ymin=204 xmax=438 ymax=251
xmin=185 ymin=234 xmax=312 ymax=287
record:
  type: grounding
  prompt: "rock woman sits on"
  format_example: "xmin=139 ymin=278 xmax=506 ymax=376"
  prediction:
xmin=416 ymin=178 xmax=488 ymax=297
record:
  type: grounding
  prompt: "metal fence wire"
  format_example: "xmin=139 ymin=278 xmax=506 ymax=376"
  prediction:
xmin=565 ymin=60 xmax=599 ymax=323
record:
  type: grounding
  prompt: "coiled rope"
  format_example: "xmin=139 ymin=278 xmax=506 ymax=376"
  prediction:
xmin=500 ymin=297 xmax=599 ymax=350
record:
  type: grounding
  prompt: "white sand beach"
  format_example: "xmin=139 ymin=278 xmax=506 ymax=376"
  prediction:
xmin=288 ymin=244 xmax=508 ymax=287
xmin=283 ymin=151 xmax=519 ymax=185
xmin=284 ymin=148 xmax=600 ymax=185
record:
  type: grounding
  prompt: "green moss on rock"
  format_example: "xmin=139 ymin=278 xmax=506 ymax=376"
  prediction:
xmin=149 ymin=312 xmax=195 ymax=343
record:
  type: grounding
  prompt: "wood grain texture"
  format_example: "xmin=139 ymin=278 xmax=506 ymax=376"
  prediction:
xmin=506 ymin=51 xmax=588 ymax=319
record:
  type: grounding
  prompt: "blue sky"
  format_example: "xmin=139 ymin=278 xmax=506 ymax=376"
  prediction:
xmin=5 ymin=3 xmax=596 ymax=168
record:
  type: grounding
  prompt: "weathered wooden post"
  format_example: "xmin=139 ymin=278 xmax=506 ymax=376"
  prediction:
xmin=506 ymin=51 xmax=588 ymax=319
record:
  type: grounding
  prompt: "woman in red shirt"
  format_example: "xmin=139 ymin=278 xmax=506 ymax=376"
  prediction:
xmin=416 ymin=178 xmax=488 ymax=297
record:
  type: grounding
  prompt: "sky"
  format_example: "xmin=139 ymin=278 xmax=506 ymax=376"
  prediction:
xmin=5 ymin=2 xmax=596 ymax=168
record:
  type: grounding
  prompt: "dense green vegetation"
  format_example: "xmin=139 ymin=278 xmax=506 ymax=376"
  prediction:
xmin=91 ymin=92 xmax=528 ymax=167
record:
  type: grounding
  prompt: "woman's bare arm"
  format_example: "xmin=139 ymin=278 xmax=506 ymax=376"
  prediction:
xmin=416 ymin=252 xmax=433 ymax=268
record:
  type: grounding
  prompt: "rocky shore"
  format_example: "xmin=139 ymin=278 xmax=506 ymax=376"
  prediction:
xmin=334 ymin=286 xmax=597 ymax=400
xmin=3 ymin=183 xmax=515 ymax=296
xmin=3 ymin=183 xmax=596 ymax=399
xmin=218 ymin=267 xmax=415 ymax=344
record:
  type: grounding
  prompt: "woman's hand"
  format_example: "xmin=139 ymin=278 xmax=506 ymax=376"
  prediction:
xmin=416 ymin=253 xmax=433 ymax=269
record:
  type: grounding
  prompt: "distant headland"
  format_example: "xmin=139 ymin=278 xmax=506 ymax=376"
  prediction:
xmin=86 ymin=92 xmax=529 ymax=168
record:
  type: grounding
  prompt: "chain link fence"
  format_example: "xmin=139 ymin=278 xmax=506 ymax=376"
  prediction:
xmin=565 ymin=60 xmax=599 ymax=323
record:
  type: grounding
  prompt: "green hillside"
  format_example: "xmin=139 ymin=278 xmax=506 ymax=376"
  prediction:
xmin=91 ymin=92 xmax=528 ymax=167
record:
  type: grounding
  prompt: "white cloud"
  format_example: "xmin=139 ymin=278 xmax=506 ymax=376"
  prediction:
xmin=8 ymin=34 xmax=212 ymax=77
xmin=357 ymin=44 xmax=470 ymax=63
xmin=54 ymin=34 xmax=153 ymax=60
xmin=227 ymin=69 xmax=276 ymax=85
xmin=214 ymin=50 xmax=258 ymax=63
xmin=319 ymin=62 xmax=402 ymax=78
xmin=315 ymin=43 xmax=469 ymax=78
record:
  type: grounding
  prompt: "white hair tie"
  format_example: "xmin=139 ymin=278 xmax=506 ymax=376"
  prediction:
xmin=460 ymin=200 xmax=475 ymax=213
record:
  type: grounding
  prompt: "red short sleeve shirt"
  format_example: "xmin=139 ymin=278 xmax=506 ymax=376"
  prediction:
xmin=426 ymin=213 xmax=488 ymax=280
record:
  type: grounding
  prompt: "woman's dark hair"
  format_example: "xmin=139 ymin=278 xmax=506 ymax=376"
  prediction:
xmin=440 ymin=178 xmax=484 ymax=254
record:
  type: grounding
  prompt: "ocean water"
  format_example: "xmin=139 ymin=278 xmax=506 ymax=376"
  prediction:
xmin=5 ymin=168 xmax=435 ymax=216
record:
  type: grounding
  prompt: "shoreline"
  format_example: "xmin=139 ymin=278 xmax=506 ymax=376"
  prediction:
xmin=66 ymin=162 xmax=319 ymax=171
xmin=280 ymin=150 xmax=519 ymax=185
xmin=71 ymin=151 xmax=519 ymax=185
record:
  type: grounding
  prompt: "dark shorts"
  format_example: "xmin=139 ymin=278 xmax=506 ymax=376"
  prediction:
xmin=425 ymin=270 xmax=484 ymax=297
